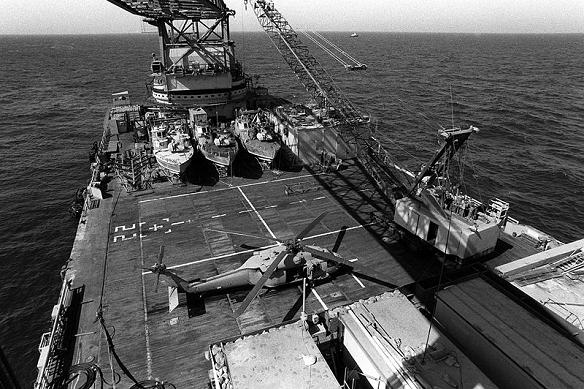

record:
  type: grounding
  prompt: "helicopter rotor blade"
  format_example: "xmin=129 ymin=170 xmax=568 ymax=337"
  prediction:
xmin=234 ymin=249 xmax=289 ymax=317
xmin=331 ymin=226 xmax=347 ymax=253
xmin=302 ymin=246 xmax=398 ymax=287
xmin=240 ymin=243 xmax=263 ymax=250
xmin=155 ymin=274 xmax=161 ymax=293
xmin=157 ymin=245 xmax=165 ymax=265
xmin=205 ymin=228 xmax=281 ymax=243
xmin=295 ymin=211 xmax=328 ymax=241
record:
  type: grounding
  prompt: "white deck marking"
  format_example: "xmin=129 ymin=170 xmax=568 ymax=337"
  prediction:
xmin=306 ymin=223 xmax=373 ymax=240
xmin=117 ymin=198 xmax=347 ymax=244
xmin=351 ymin=274 xmax=366 ymax=288
xmin=141 ymin=245 xmax=279 ymax=275
xmin=113 ymin=233 xmax=137 ymax=243
xmin=141 ymin=223 xmax=371 ymax=275
xmin=313 ymin=196 xmax=326 ymax=200
xmin=114 ymin=223 xmax=135 ymax=232
xmin=137 ymin=216 xmax=153 ymax=378
xmin=290 ymin=200 xmax=307 ymax=205
xmin=139 ymin=173 xmax=318 ymax=203
xmin=312 ymin=289 xmax=329 ymax=310
xmin=237 ymin=187 xmax=279 ymax=240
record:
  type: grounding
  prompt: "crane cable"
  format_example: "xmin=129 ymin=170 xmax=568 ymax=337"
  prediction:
xmin=300 ymin=31 xmax=349 ymax=67
xmin=312 ymin=31 xmax=363 ymax=66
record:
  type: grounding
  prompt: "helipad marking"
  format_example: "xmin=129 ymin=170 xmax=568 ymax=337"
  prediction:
xmin=141 ymin=223 xmax=370 ymax=275
xmin=114 ymin=224 xmax=136 ymax=232
xmin=113 ymin=233 xmax=137 ymax=243
xmin=139 ymin=173 xmax=318 ymax=203
xmin=137 ymin=213 xmax=153 ymax=377
xmin=115 ymin=199 xmax=344 ymax=243
xmin=238 ymin=187 xmax=279 ymax=241
xmin=312 ymin=290 xmax=329 ymax=310
xmin=141 ymin=245 xmax=275 ymax=275
xmin=351 ymin=274 xmax=365 ymax=288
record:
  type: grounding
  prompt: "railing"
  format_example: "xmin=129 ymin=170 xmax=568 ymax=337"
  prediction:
xmin=34 ymin=279 xmax=73 ymax=389
xmin=80 ymin=114 xmax=111 ymax=219
xmin=542 ymin=298 xmax=584 ymax=331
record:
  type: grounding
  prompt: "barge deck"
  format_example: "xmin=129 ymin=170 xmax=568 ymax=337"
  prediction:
xmin=67 ymin=162 xmax=414 ymax=386
xmin=62 ymin=142 xmax=544 ymax=387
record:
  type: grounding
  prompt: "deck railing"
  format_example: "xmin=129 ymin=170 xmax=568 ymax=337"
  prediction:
xmin=80 ymin=115 xmax=111 ymax=219
xmin=34 ymin=279 xmax=73 ymax=389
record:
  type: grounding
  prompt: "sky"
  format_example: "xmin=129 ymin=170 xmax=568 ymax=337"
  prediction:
xmin=0 ymin=0 xmax=583 ymax=35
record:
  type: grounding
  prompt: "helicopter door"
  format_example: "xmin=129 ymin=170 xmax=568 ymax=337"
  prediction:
xmin=265 ymin=269 xmax=286 ymax=287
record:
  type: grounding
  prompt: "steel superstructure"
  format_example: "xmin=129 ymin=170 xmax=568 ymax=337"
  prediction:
xmin=108 ymin=0 xmax=248 ymax=111
xmin=245 ymin=0 xmax=365 ymax=123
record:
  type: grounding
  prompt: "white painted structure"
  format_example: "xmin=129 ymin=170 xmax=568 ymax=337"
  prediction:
xmin=334 ymin=292 xmax=496 ymax=389
xmin=394 ymin=196 xmax=508 ymax=260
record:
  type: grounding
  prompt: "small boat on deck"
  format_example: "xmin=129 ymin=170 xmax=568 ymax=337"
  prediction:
xmin=149 ymin=116 xmax=194 ymax=175
xmin=198 ymin=128 xmax=238 ymax=172
xmin=189 ymin=108 xmax=238 ymax=174
xmin=234 ymin=109 xmax=281 ymax=168
xmin=350 ymin=32 xmax=358 ymax=37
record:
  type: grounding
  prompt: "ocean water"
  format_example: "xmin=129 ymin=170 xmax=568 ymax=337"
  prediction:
xmin=0 ymin=32 xmax=582 ymax=385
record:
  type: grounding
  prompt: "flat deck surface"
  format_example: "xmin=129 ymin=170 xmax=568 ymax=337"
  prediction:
xmin=222 ymin=323 xmax=339 ymax=389
xmin=70 ymin=160 xmax=423 ymax=387
xmin=335 ymin=292 xmax=496 ymax=389
xmin=67 ymin=157 xmax=545 ymax=387
xmin=437 ymin=278 xmax=584 ymax=389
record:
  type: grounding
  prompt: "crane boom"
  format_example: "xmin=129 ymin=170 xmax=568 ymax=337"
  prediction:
xmin=246 ymin=0 xmax=365 ymax=124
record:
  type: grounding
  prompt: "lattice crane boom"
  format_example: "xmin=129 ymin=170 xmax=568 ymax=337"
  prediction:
xmin=246 ymin=0 xmax=365 ymax=124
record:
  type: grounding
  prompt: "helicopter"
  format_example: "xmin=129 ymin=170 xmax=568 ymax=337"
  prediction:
xmin=144 ymin=212 xmax=396 ymax=317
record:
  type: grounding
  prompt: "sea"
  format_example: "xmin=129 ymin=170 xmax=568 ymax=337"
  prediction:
xmin=0 ymin=32 xmax=582 ymax=385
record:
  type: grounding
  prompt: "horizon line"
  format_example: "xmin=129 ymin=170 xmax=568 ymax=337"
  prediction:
xmin=1 ymin=31 xmax=583 ymax=36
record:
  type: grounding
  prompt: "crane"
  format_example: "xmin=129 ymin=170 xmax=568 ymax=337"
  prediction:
xmin=244 ymin=0 xmax=366 ymax=124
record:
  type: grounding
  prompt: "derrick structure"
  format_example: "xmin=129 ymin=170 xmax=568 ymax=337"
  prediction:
xmin=407 ymin=126 xmax=478 ymax=198
xmin=106 ymin=1 xmax=248 ymax=114
xmin=247 ymin=1 xmax=412 ymax=201
xmin=246 ymin=0 xmax=364 ymax=124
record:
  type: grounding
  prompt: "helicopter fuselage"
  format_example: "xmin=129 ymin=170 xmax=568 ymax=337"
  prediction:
xmin=163 ymin=245 xmax=341 ymax=294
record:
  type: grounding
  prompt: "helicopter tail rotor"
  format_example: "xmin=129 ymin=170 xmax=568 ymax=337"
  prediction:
xmin=155 ymin=245 xmax=165 ymax=293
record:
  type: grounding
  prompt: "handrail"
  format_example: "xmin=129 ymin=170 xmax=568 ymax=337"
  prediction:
xmin=34 ymin=279 xmax=72 ymax=389
xmin=81 ymin=114 xmax=111 ymax=218
xmin=542 ymin=298 xmax=584 ymax=330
